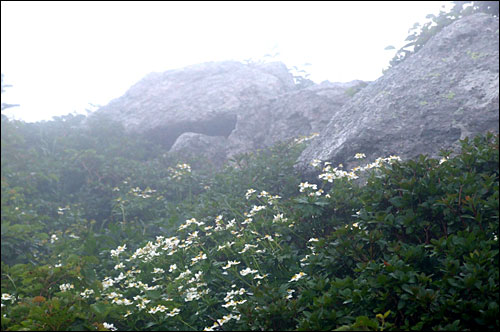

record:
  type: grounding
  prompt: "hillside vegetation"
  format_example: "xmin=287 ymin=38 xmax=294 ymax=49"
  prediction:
xmin=1 ymin=114 xmax=498 ymax=331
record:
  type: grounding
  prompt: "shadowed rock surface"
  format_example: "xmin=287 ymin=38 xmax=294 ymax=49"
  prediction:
xmin=169 ymin=132 xmax=228 ymax=169
xmin=296 ymin=13 xmax=499 ymax=175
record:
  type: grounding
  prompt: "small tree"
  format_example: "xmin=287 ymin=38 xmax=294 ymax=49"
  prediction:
xmin=387 ymin=1 xmax=499 ymax=70
xmin=1 ymin=73 xmax=20 ymax=112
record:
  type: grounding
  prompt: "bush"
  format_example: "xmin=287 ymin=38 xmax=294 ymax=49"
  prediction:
xmin=1 ymin=110 xmax=498 ymax=331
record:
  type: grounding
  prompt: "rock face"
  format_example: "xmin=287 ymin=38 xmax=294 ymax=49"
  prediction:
xmin=296 ymin=13 xmax=499 ymax=174
xmin=262 ymin=81 xmax=368 ymax=147
xmin=96 ymin=61 xmax=294 ymax=149
xmin=95 ymin=60 xmax=366 ymax=164
xmin=169 ymin=132 xmax=228 ymax=169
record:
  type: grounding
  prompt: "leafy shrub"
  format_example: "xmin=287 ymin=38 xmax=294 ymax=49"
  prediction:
xmin=1 ymin=108 xmax=498 ymax=331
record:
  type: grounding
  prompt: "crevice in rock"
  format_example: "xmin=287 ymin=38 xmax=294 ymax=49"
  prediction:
xmin=146 ymin=113 xmax=238 ymax=150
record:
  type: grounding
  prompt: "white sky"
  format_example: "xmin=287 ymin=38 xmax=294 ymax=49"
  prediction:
xmin=1 ymin=1 xmax=452 ymax=122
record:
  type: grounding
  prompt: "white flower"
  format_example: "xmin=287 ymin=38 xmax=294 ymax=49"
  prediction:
xmin=240 ymin=267 xmax=258 ymax=276
xmin=258 ymin=190 xmax=270 ymax=198
xmin=222 ymin=299 xmax=247 ymax=308
xmin=103 ymin=322 xmax=117 ymax=331
xmin=167 ymin=308 xmax=181 ymax=317
xmin=1 ymin=293 xmax=14 ymax=301
xmin=273 ymin=213 xmax=288 ymax=223
xmin=238 ymin=243 xmax=258 ymax=254
xmin=152 ymin=267 xmax=165 ymax=274
xmin=294 ymin=132 xmax=319 ymax=144
xmin=308 ymin=238 xmax=319 ymax=242
xmin=50 ymin=234 xmax=59 ymax=243
xmin=245 ymin=189 xmax=256 ymax=200
xmin=225 ymin=218 xmax=236 ymax=229
xmin=262 ymin=234 xmax=274 ymax=241
xmin=289 ymin=272 xmax=307 ymax=282
xmin=102 ymin=277 xmax=115 ymax=289
xmin=177 ymin=163 xmax=191 ymax=171
xmin=169 ymin=264 xmax=177 ymax=272
xmin=80 ymin=289 xmax=94 ymax=299
xmin=354 ymin=153 xmax=366 ymax=159
xmin=110 ymin=244 xmax=126 ymax=257
xmin=222 ymin=260 xmax=240 ymax=270
xmin=114 ymin=262 xmax=125 ymax=270
xmin=149 ymin=304 xmax=168 ymax=314
xmin=191 ymin=251 xmax=207 ymax=265
xmin=299 ymin=182 xmax=317 ymax=192
xmin=249 ymin=205 xmax=266 ymax=215
xmin=59 ymin=283 xmax=74 ymax=292
xmin=310 ymin=159 xmax=322 ymax=168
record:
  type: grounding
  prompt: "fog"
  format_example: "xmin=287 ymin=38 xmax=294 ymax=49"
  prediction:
xmin=1 ymin=1 xmax=451 ymax=122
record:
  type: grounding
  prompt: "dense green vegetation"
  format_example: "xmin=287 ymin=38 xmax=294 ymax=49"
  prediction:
xmin=1 ymin=110 xmax=498 ymax=331
xmin=1 ymin=3 xmax=499 ymax=329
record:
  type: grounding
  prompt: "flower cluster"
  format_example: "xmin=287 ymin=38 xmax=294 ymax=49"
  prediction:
xmin=191 ymin=251 xmax=207 ymax=265
xmin=50 ymin=234 xmax=59 ymax=243
xmin=289 ymin=272 xmax=307 ymax=282
xmin=203 ymin=313 xmax=241 ymax=331
xmin=273 ymin=213 xmax=288 ymax=223
xmin=184 ymin=287 xmax=210 ymax=302
xmin=240 ymin=267 xmax=258 ymax=276
xmin=178 ymin=217 xmax=205 ymax=231
xmin=57 ymin=206 xmax=70 ymax=215
xmin=169 ymin=163 xmax=192 ymax=180
xmin=354 ymin=153 xmax=366 ymax=159
xmin=319 ymin=164 xmax=359 ymax=182
xmin=59 ymin=283 xmax=74 ymax=292
xmin=103 ymin=322 xmax=117 ymax=331
xmin=222 ymin=260 xmax=241 ymax=270
xmin=298 ymin=182 xmax=317 ymax=192
xmin=298 ymin=182 xmax=324 ymax=197
xmin=129 ymin=186 xmax=157 ymax=199
xmin=90 ymin=185 xmax=301 ymax=330
xmin=310 ymin=159 xmax=322 ymax=168
xmin=110 ymin=244 xmax=126 ymax=258
xmin=317 ymin=153 xmax=402 ymax=183
xmin=1 ymin=293 xmax=15 ymax=307
xmin=245 ymin=188 xmax=256 ymax=200
xmin=80 ymin=289 xmax=95 ymax=299
xmin=294 ymin=132 xmax=319 ymax=144
xmin=286 ymin=289 xmax=295 ymax=299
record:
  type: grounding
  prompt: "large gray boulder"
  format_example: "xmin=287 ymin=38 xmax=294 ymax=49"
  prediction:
xmin=296 ymin=13 xmax=499 ymax=175
xmin=96 ymin=61 xmax=296 ymax=149
xmin=94 ymin=60 xmax=366 ymax=166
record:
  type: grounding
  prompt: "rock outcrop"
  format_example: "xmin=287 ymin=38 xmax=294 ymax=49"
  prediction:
xmin=296 ymin=13 xmax=499 ymax=174
xmin=94 ymin=60 xmax=366 ymax=165
xmin=262 ymin=81 xmax=367 ymax=147
xmin=96 ymin=61 xmax=294 ymax=149
xmin=94 ymin=13 xmax=498 ymax=174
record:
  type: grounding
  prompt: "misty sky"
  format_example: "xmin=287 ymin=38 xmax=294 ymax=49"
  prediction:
xmin=1 ymin=1 xmax=452 ymax=122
